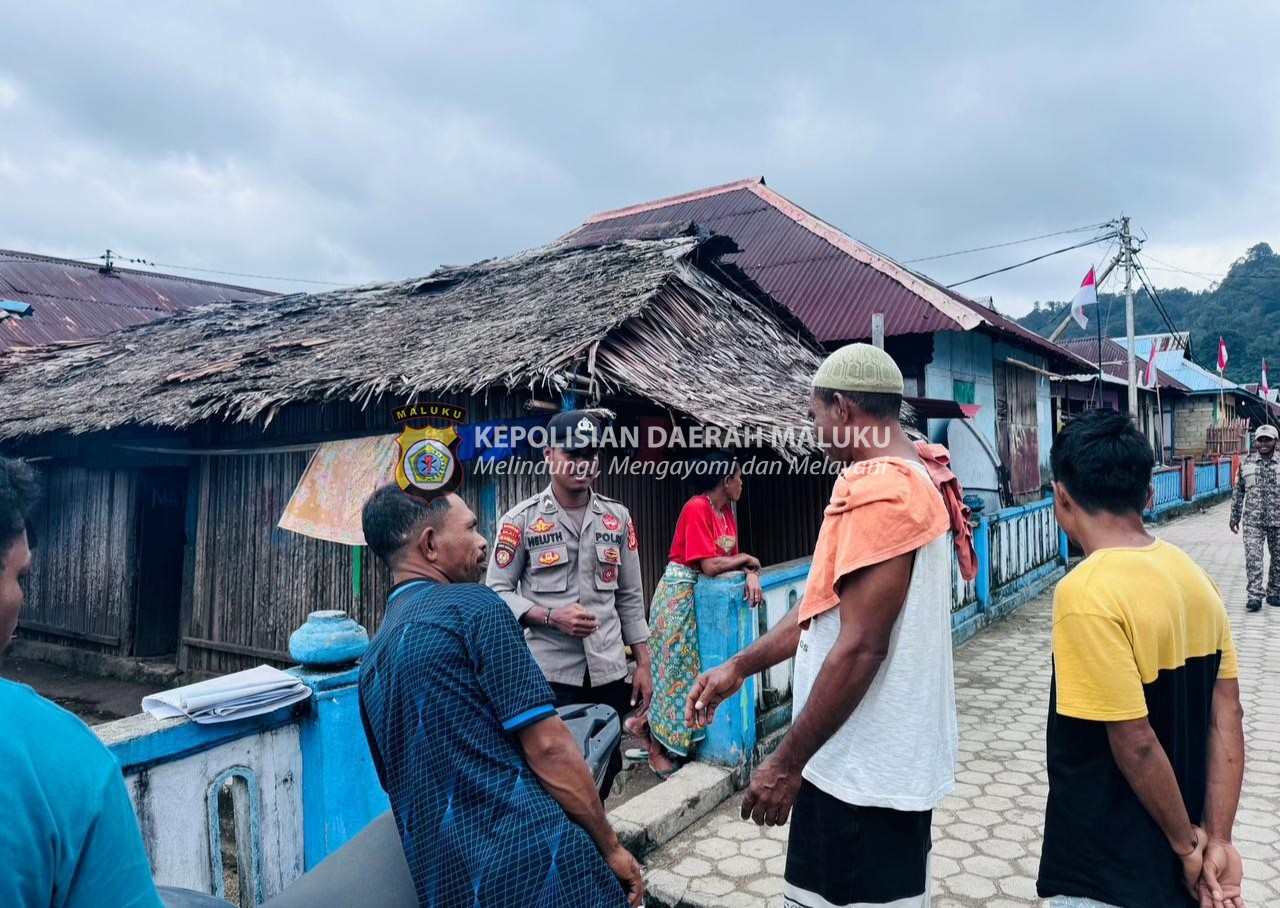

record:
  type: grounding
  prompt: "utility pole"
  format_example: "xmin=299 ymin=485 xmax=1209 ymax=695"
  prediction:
xmin=1121 ymin=217 xmax=1140 ymax=420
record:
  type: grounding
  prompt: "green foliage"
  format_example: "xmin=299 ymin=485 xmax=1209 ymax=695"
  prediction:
xmin=1017 ymin=243 xmax=1280 ymax=383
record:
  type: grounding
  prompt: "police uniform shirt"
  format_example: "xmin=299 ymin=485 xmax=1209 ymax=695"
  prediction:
xmin=486 ymin=486 xmax=647 ymax=687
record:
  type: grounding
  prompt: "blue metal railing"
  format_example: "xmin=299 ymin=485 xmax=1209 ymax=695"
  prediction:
xmin=1195 ymin=463 xmax=1220 ymax=499
xmin=1151 ymin=467 xmax=1183 ymax=513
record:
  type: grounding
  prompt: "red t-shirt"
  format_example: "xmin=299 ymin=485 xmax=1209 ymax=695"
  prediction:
xmin=669 ymin=495 xmax=740 ymax=568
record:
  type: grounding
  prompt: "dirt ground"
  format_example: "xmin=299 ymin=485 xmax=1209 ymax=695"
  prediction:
xmin=0 ymin=655 xmax=161 ymax=725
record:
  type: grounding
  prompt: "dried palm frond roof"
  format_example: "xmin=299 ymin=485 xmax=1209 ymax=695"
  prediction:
xmin=0 ymin=235 xmax=824 ymax=445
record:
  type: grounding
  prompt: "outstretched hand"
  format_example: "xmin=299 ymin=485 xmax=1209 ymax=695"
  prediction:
xmin=685 ymin=661 xmax=744 ymax=729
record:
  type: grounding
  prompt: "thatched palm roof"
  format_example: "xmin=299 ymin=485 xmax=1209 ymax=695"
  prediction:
xmin=0 ymin=235 xmax=823 ymax=445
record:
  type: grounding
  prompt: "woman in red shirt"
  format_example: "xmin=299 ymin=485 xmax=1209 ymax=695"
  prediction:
xmin=629 ymin=451 xmax=765 ymax=777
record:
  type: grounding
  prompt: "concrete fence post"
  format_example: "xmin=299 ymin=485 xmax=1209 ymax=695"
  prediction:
xmin=692 ymin=573 xmax=758 ymax=770
xmin=288 ymin=611 xmax=388 ymax=870
xmin=974 ymin=515 xmax=992 ymax=610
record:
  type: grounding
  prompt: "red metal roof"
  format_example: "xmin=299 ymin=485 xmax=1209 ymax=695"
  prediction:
xmin=567 ymin=178 xmax=1092 ymax=372
xmin=1058 ymin=336 xmax=1192 ymax=392
xmin=0 ymin=250 xmax=270 ymax=351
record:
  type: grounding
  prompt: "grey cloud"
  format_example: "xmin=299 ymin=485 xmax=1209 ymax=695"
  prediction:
xmin=0 ymin=1 xmax=1276 ymax=311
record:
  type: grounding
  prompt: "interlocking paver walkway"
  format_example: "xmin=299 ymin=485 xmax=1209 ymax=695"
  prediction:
xmin=644 ymin=501 xmax=1280 ymax=906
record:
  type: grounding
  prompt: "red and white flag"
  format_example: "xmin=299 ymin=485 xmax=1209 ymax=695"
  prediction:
xmin=1218 ymin=337 xmax=1229 ymax=372
xmin=1263 ymin=360 xmax=1270 ymax=397
xmin=1070 ymin=267 xmax=1097 ymax=329
xmin=1144 ymin=340 xmax=1158 ymax=388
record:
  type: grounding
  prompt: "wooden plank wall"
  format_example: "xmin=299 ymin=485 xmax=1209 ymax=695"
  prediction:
xmin=19 ymin=466 xmax=135 ymax=652
xmin=179 ymin=447 xmax=831 ymax=672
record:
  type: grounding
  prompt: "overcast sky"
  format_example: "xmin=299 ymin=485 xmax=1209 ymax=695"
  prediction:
xmin=2 ymin=2 xmax=1276 ymax=318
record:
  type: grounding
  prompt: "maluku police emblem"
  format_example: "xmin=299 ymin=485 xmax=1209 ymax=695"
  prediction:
xmin=395 ymin=424 xmax=464 ymax=502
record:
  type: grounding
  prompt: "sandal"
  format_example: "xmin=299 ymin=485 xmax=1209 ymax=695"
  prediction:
xmin=649 ymin=761 xmax=679 ymax=781
xmin=623 ymin=747 xmax=649 ymax=762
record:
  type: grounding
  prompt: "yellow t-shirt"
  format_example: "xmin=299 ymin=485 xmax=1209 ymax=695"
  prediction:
xmin=1039 ymin=538 xmax=1240 ymax=906
xmin=1052 ymin=538 xmax=1238 ymax=722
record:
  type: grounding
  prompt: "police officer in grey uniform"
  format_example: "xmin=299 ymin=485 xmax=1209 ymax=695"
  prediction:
xmin=487 ymin=410 xmax=651 ymax=798
xmin=1231 ymin=423 xmax=1280 ymax=611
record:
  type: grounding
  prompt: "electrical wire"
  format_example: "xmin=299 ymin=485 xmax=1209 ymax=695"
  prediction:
xmin=146 ymin=262 xmax=355 ymax=286
xmin=945 ymin=232 xmax=1118 ymax=289
xmin=1134 ymin=261 xmax=1191 ymax=358
xmin=901 ymin=221 xmax=1114 ymax=264
xmin=72 ymin=251 xmax=355 ymax=287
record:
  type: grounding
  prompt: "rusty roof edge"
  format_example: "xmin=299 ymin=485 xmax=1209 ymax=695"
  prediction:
xmin=0 ymin=249 xmax=274 ymax=297
xmin=578 ymin=177 xmax=767 ymax=228
xmin=741 ymin=183 xmax=987 ymax=333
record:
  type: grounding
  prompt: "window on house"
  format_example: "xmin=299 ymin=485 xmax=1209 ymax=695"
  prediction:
xmin=953 ymin=380 xmax=976 ymax=405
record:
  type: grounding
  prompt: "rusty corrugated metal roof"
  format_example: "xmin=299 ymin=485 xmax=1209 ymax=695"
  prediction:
xmin=1058 ymin=336 xmax=1192 ymax=392
xmin=0 ymin=250 xmax=270 ymax=350
xmin=566 ymin=178 xmax=1093 ymax=372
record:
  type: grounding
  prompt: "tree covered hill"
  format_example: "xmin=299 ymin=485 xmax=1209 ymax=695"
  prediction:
xmin=1015 ymin=243 xmax=1280 ymax=385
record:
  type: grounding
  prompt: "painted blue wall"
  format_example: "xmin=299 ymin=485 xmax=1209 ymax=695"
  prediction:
xmin=693 ymin=573 xmax=758 ymax=768
xmin=927 ymin=332 xmax=1054 ymax=487
xmin=925 ymin=331 xmax=997 ymax=447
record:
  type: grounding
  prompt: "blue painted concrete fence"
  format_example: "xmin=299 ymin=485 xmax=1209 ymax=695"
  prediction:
xmin=101 ymin=611 xmax=389 ymax=898
xmin=1145 ymin=459 xmax=1235 ymax=520
xmin=693 ymin=572 xmax=758 ymax=767
xmin=291 ymin=663 xmax=389 ymax=869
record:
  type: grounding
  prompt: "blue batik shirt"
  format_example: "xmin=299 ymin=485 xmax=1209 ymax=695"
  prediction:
xmin=359 ymin=579 xmax=629 ymax=908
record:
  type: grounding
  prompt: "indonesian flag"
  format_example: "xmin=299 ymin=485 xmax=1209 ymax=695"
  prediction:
xmin=1070 ymin=267 xmax=1097 ymax=329
xmin=1264 ymin=359 xmax=1270 ymax=397
xmin=1218 ymin=337 xmax=1229 ymax=372
xmin=1144 ymin=340 xmax=1157 ymax=388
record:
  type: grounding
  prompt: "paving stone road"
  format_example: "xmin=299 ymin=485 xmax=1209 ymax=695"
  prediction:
xmin=643 ymin=501 xmax=1280 ymax=907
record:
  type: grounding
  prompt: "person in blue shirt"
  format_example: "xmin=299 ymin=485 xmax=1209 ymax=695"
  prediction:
xmin=358 ymin=485 xmax=644 ymax=908
xmin=0 ymin=455 xmax=163 ymax=908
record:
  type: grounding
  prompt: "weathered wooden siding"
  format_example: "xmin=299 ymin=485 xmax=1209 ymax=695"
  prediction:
xmin=18 ymin=466 xmax=135 ymax=652
xmin=181 ymin=444 xmax=830 ymax=672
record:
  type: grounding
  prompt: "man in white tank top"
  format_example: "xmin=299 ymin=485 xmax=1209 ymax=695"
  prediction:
xmin=686 ymin=344 xmax=958 ymax=908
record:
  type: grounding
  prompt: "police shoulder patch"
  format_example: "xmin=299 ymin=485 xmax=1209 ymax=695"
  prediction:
xmin=627 ymin=519 xmax=638 ymax=551
xmin=495 ymin=547 xmax=514 ymax=568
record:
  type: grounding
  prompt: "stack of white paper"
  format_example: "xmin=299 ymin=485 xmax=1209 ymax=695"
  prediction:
xmin=142 ymin=665 xmax=312 ymax=724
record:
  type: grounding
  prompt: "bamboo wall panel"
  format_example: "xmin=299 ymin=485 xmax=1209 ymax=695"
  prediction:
xmin=18 ymin=466 xmax=135 ymax=653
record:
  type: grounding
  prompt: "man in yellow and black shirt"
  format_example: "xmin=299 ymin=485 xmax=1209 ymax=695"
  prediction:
xmin=1038 ymin=410 xmax=1247 ymax=908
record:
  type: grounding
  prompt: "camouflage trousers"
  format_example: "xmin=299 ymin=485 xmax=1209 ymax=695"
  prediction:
xmin=1244 ymin=524 xmax=1280 ymax=602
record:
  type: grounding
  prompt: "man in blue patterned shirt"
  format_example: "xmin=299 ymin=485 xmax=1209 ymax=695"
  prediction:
xmin=358 ymin=486 xmax=643 ymax=907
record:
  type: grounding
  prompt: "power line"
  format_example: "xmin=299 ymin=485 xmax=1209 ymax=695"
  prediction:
xmin=146 ymin=261 xmax=355 ymax=287
xmin=945 ymin=232 xmax=1118 ymax=289
xmin=902 ymin=221 xmax=1114 ymax=264
xmin=73 ymin=251 xmax=356 ymax=287
xmin=1133 ymin=260 xmax=1190 ymax=358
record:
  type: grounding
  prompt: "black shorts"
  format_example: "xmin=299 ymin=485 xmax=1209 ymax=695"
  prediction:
xmin=784 ymin=780 xmax=932 ymax=907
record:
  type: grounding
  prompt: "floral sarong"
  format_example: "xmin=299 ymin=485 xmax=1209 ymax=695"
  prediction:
xmin=646 ymin=562 xmax=705 ymax=757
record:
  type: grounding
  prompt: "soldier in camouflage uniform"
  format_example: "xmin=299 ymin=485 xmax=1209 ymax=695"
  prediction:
xmin=1230 ymin=423 xmax=1280 ymax=611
